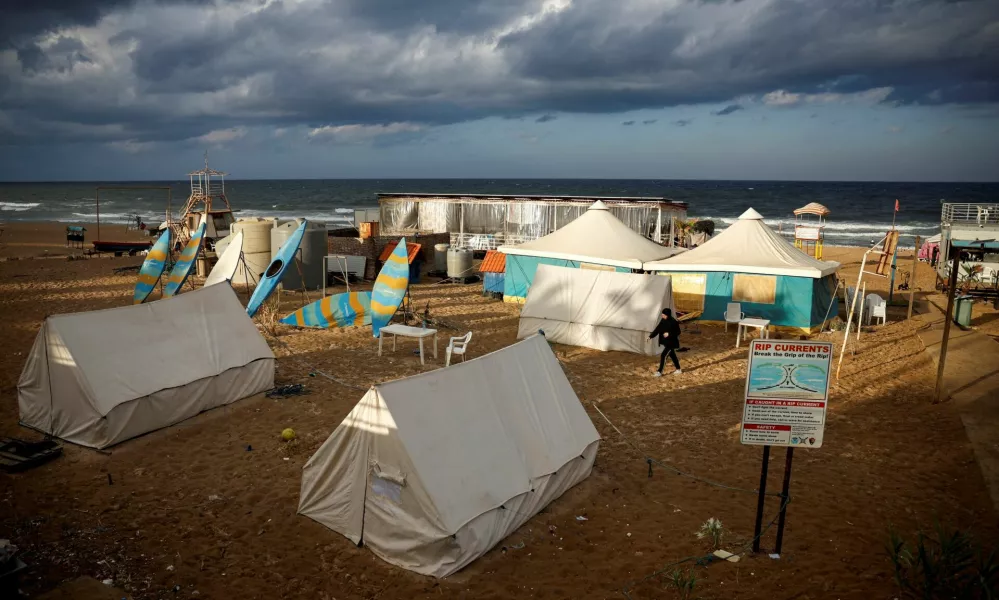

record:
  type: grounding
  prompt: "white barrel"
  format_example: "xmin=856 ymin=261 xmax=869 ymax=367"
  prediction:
xmin=434 ymin=243 xmax=450 ymax=272
xmin=233 ymin=217 xmax=276 ymax=284
xmin=447 ymin=248 xmax=473 ymax=279
xmin=271 ymin=219 xmax=327 ymax=290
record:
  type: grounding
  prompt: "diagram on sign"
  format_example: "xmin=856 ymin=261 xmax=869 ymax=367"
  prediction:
xmin=749 ymin=362 xmax=827 ymax=394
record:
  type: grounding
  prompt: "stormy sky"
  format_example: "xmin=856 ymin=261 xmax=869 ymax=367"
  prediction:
xmin=1 ymin=0 xmax=997 ymax=181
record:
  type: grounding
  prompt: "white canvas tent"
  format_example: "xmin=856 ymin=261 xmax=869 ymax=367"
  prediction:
xmin=499 ymin=200 xmax=684 ymax=269
xmin=643 ymin=208 xmax=839 ymax=277
xmin=298 ymin=334 xmax=599 ymax=577
xmin=518 ymin=264 xmax=674 ymax=355
xmin=18 ymin=284 xmax=275 ymax=449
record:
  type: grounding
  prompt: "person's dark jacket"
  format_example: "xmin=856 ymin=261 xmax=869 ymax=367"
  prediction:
xmin=649 ymin=317 xmax=681 ymax=350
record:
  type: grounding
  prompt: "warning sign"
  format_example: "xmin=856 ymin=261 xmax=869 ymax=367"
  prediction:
xmin=741 ymin=340 xmax=833 ymax=448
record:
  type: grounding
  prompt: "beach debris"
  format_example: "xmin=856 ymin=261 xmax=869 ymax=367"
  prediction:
xmin=266 ymin=384 xmax=307 ymax=399
xmin=575 ymin=516 xmax=588 ymax=521
xmin=769 ymin=553 xmax=780 ymax=560
xmin=166 ymin=565 xmax=174 ymax=571
xmin=207 ymin=494 xmax=221 ymax=502
xmin=281 ymin=428 xmax=296 ymax=441
xmin=627 ymin=532 xmax=632 ymax=537
xmin=246 ymin=445 xmax=253 ymax=452
xmin=102 ymin=579 xmax=114 ymax=586
xmin=713 ymin=549 xmax=741 ymax=563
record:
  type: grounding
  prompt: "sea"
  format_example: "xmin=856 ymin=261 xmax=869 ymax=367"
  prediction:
xmin=1 ymin=179 xmax=996 ymax=248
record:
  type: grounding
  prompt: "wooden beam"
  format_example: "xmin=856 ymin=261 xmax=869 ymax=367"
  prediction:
xmin=935 ymin=246 xmax=961 ymax=403
xmin=908 ymin=235 xmax=920 ymax=320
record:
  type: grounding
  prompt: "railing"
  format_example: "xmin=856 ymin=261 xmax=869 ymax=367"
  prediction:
xmin=942 ymin=203 xmax=999 ymax=227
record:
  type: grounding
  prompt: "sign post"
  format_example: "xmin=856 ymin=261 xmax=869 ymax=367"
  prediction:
xmin=742 ymin=339 xmax=833 ymax=554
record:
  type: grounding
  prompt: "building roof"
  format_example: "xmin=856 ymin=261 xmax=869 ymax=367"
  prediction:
xmin=643 ymin=207 xmax=840 ymax=278
xmin=498 ymin=201 xmax=685 ymax=269
xmin=479 ymin=250 xmax=506 ymax=273
xmin=379 ymin=241 xmax=422 ymax=263
xmin=377 ymin=192 xmax=687 ymax=210
xmin=793 ymin=202 xmax=830 ymax=217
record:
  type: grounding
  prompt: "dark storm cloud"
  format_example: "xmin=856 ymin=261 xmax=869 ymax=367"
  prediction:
xmin=622 ymin=120 xmax=635 ymax=125
xmin=1 ymin=0 xmax=997 ymax=146
xmin=713 ymin=104 xmax=744 ymax=116
xmin=672 ymin=119 xmax=693 ymax=127
xmin=642 ymin=119 xmax=657 ymax=125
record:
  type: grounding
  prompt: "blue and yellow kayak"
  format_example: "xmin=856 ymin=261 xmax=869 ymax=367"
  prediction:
xmin=163 ymin=222 xmax=206 ymax=298
xmin=133 ymin=229 xmax=171 ymax=304
xmin=280 ymin=291 xmax=372 ymax=328
xmin=371 ymin=236 xmax=410 ymax=337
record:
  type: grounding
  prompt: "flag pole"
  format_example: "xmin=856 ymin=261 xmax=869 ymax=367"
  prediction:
xmin=892 ymin=199 xmax=898 ymax=231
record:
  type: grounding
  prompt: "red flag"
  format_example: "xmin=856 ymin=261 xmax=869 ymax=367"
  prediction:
xmin=895 ymin=199 xmax=900 ymax=212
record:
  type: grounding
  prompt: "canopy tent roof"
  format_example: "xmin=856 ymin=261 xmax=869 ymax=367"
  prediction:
xmin=793 ymin=202 xmax=831 ymax=217
xmin=643 ymin=208 xmax=840 ymax=278
xmin=926 ymin=233 xmax=941 ymax=244
xmin=497 ymin=201 xmax=684 ymax=269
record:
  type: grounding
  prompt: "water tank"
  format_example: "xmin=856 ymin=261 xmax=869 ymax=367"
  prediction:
xmin=434 ymin=243 xmax=450 ymax=272
xmin=271 ymin=219 xmax=327 ymax=290
xmin=447 ymin=248 xmax=473 ymax=279
xmin=232 ymin=218 xmax=276 ymax=284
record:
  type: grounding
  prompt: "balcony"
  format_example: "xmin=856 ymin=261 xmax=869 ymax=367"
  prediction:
xmin=941 ymin=203 xmax=999 ymax=229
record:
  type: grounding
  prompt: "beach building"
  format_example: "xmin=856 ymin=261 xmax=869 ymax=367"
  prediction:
xmin=517 ymin=264 xmax=674 ymax=355
xmin=17 ymin=285 xmax=275 ymax=449
xmin=643 ymin=208 xmax=840 ymax=332
xmin=298 ymin=334 xmax=599 ymax=577
xmin=479 ymin=250 xmax=506 ymax=298
xmin=498 ymin=201 xmax=685 ymax=302
xmin=377 ymin=193 xmax=687 ymax=250
xmin=938 ymin=202 xmax=999 ymax=293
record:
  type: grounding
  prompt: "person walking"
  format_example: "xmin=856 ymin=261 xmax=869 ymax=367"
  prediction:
xmin=649 ymin=308 xmax=681 ymax=376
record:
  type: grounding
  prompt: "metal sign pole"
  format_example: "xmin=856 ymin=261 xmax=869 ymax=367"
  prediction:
xmin=752 ymin=445 xmax=771 ymax=553
xmin=773 ymin=447 xmax=795 ymax=554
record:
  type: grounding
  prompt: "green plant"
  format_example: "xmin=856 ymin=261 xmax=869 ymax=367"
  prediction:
xmin=663 ymin=568 xmax=696 ymax=599
xmin=887 ymin=521 xmax=999 ymax=599
xmin=692 ymin=220 xmax=716 ymax=236
xmin=695 ymin=517 xmax=724 ymax=549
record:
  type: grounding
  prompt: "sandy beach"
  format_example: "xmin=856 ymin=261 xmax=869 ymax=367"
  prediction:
xmin=1 ymin=222 xmax=997 ymax=599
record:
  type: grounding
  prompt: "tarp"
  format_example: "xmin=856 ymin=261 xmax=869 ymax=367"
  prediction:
xmin=499 ymin=201 xmax=684 ymax=269
xmin=298 ymin=334 xmax=599 ymax=577
xmin=644 ymin=208 xmax=839 ymax=278
xmin=518 ymin=265 xmax=673 ymax=355
xmin=18 ymin=284 xmax=275 ymax=449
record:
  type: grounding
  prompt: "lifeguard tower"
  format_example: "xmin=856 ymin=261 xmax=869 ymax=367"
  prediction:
xmin=176 ymin=153 xmax=236 ymax=248
xmin=793 ymin=202 xmax=829 ymax=260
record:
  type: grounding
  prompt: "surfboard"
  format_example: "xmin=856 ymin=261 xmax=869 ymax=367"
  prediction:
xmin=162 ymin=222 xmax=206 ymax=298
xmin=204 ymin=230 xmax=244 ymax=288
xmin=371 ymin=236 xmax=411 ymax=337
xmin=280 ymin=291 xmax=372 ymax=328
xmin=246 ymin=220 xmax=307 ymax=317
xmin=132 ymin=229 xmax=171 ymax=304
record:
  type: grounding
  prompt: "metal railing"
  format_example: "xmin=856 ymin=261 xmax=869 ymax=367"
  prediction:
xmin=942 ymin=203 xmax=999 ymax=227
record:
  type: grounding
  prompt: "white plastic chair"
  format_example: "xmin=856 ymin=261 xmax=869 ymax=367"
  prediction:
xmin=865 ymin=294 xmax=886 ymax=325
xmin=445 ymin=332 xmax=473 ymax=367
xmin=724 ymin=302 xmax=744 ymax=332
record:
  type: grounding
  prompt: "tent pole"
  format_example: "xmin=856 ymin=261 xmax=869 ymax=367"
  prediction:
xmin=907 ymin=236 xmax=920 ymax=320
xmin=837 ymin=251 xmax=869 ymax=379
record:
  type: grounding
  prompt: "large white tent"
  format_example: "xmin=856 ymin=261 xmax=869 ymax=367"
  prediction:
xmin=18 ymin=284 xmax=275 ymax=449
xmin=518 ymin=264 xmax=674 ymax=355
xmin=499 ymin=200 xmax=684 ymax=301
xmin=298 ymin=334 xmax=599 ymax=577
xmin=641 ymin=208 xmax=840 ymax=332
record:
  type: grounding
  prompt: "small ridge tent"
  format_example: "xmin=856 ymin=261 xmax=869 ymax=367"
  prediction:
xmin=498 ymin=201 xmax=684 ymax=303
xmin=298 ymin=334 xmax=599 ymax=577
xmin=518 ymin=264 xmax=674 ymax=355
xmin=18 ymin=284 xmax=275 ymax=449
xmin=643 ymin=208 xmax=840 ymax=333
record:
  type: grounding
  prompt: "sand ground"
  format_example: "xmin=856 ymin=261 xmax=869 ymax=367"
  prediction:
xmin=1 ymin=222 xmax=997 ymax=599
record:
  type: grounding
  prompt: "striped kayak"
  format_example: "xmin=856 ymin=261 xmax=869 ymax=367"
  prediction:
xmin=371 ymin=236 xmax=410 ymax=337
xmin=280 ymin=291 xmax=372 ymax=328
xmin=132 ymin=229 xmax=171 ymax=304
xmin=163 ymin=222 xmax=206 ymax=298
xmin=246 ymin=220 xmax=307 ymax=318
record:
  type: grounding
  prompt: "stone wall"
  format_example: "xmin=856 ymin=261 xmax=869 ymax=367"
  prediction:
xmin=327 ymin=232 xmax=450 ymax=279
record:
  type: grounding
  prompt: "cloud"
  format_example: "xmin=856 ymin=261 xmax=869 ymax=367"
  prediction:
xmin=763 ymin=87 xmax=894 ymax=106
xmin=622 ymin=120 xmax=635 ymax=125
xmin=535 ymin=113 xmax=557 ymax=123
xmin=109 ymin=139 xmax=157 ymax=154
xmin=713 ymin=104 xmax=744 ymax=116
xmin=308 ymin=122 xmax=423 ymax=142
xmin=642 ymin=119 xmax=657 ymax=125
xmin=939 ymin=125 xmax=954 ymax=135
xmin=0 ymin=0 xmax=997 ymax=150
xmin=672 ymin=119 xmax=692 ymax=127
xmin=194 ymin=127 xmax=247 ymax=144
xmin=886 ymin=125 xmax=904 ymax=134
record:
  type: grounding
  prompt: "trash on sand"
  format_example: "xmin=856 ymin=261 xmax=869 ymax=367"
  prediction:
xmin=626 ymin=532 xmax=632 ymax=537
xmin=769 ymin=553 xmax=780 ymax=560
xmin=102 ymin=579 xmax=114 ymax=586
xmin=246 ymin=445 xmax=253 ymax=451
xmin=712 ymin=549 xmax=740 ymax=563
xmin=575 ymin=516 xmax=588 ymax=521
xmin=166 ymin=565 xmax=174 ymax=571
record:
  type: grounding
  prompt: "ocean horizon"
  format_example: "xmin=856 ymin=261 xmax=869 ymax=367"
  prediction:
xmin=3 ymin=178 xmax=997 ymax=248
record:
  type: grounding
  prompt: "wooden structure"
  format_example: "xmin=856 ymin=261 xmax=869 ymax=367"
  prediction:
xmin=176 ymin=152 xmax=235 ymax=248
xmin=65 ymin=226 xmax=86 ymax=249
xmin=792 ymin=202 xmax=829 ymax=259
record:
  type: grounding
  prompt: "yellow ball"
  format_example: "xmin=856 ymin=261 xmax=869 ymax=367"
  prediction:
xmin=281 ymin=428 xmax=296 ymax=441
